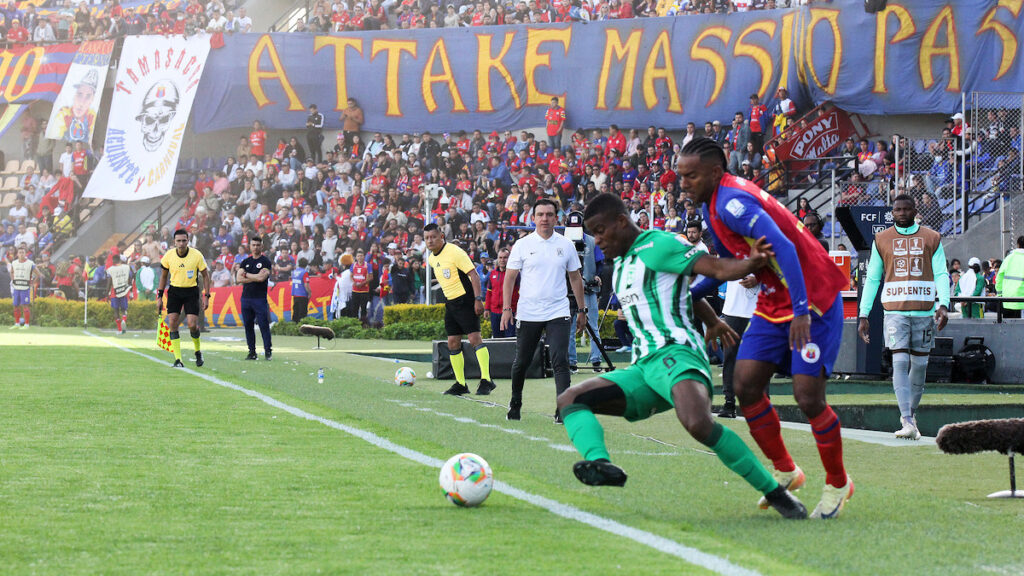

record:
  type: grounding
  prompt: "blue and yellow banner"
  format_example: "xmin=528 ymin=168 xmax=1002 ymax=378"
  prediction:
xmin=191 ymin=1 xmax=1024 ymax=133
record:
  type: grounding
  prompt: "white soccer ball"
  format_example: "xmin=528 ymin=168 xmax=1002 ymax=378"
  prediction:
xmin=439 ymin=453 xmax=493 ymax=507
xmin=394 ymin=366 xmax=416 ymax=386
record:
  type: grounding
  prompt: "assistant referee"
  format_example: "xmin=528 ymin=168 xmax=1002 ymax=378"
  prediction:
xmin=158 ymin=228 xmax=212 ymax=368
xmin=424 ymin=224 xmax=494 ymax=397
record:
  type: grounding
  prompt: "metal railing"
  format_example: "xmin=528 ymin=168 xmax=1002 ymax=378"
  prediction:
xmin=950 ymin=296 xmax=1024 ymax=324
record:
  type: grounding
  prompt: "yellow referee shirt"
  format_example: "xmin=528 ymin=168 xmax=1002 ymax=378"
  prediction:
xmin=428 ymin=242 xmax=476 ymax=300
xmin=160 ymin=247 xmax=208 ymax=288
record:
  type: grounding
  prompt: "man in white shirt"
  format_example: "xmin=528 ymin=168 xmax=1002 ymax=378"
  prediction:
xmin=7 ymin=196 xmax=29 ymax=226
xmin=234 ymin=7 xmax=253 ymax=32
xmin=276 ymin=164 xmax=297 ymax=191
xmin=59 ymin=144 xmax=74 ymax=177
xmin=15 ymin=223 xmax=36 ymax=249
xmin=242 ymin=199 xmax=261 ymax=226
xmin=211 ymin=260 xmax=233 ymax=287
xmin=716 ymin=275 xmax=758 ymax=418
xmin=501 ymin=199 xmax=586 ymax=422
xmin=244 ymin=156 xmax=264 ymax=178
xmin=207 ymin=8 xmax=228 ymax=31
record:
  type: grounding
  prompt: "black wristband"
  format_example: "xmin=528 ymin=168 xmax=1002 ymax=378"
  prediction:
xmin=578 ymin=307 xmax=588 ymax=314
xmin=157 ymin=289 xmax=164 ymax=298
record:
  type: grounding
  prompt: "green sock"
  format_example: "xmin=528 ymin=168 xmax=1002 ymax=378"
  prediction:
xmin=475 ymin=345 xmax=491 ymax=381
xmin=171 ymin=337 xmax=181 ymax=361
xmin=562 ymin=404 xmax=610 ymax=461
xmin=705 ymin=422 xmax=778 ymax=494
xmin=192 ymin=337 xmax=201 ymax=352
xmin=449 ymin=349 xmax=465 ymax=385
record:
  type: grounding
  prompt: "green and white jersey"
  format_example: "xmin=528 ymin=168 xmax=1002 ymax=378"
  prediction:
xmin=612 ymin=230 xmax=707 ymax=362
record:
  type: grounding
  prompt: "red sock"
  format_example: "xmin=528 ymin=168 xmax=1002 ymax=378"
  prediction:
xmin=24 ymin=309 xmax=30 ymax=325
xmin=115 ymin=317 xmax=122 ymax=331
xmin=809 ymin=405 xmax=847 ymax=488
xmin=741 ymin=395 xmax=795 ymax=472
xmin=13 ymin=309 xmax=20 ymax=324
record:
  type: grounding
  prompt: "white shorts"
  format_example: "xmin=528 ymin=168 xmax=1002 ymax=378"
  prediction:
xmin=883 ymin=314 xmax=935 ymax=353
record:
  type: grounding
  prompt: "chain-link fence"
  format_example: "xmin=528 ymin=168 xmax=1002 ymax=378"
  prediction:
xmin=970 ymin=92 xmax=1023 ymax=252
xmin=893 ymin=136 xmax=961 ymax=235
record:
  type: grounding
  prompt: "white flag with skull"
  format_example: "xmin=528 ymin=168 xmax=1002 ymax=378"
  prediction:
xmin=84 ymin=35 xmax=211 ymax=201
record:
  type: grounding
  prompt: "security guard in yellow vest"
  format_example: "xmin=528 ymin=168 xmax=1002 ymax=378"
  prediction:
xmin=996 ymin=235 xmax=1024 ymax=318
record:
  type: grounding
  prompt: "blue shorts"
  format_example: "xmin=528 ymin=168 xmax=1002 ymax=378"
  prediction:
xmin=737 ymin=294 xmax=843 ymax=377
xmin=110 ymin=296 xmax=129 ymax=311
xmin=12 ymin=289 xmax=30 ymax=307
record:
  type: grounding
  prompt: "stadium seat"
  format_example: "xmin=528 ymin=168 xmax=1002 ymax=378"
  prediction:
xmin=2 ymin=159 xmax=18 ymax=175
xmin=940 ymin=198 xmax=962 ymax=215
xmin=199 ymin=157 xmax=214 ymax=171
xmin=20 ymin=159 xmax=34 ymax=173
xmin=0 ymin=192 xmax=15 ymax=207
xmin=939 ymin=219 xmax=963 ymax=235
xmin=1 ymin=176 xmax=19 ymax=191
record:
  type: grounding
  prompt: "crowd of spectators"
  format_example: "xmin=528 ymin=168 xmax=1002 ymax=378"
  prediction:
xmin=0 ymin=0 xmax=822 ymax=45
xmin=0 ymin=0 xmax=252 ymax=44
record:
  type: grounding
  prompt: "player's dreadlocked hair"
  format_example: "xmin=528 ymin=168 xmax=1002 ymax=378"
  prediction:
xmin=680 ymin=137 xmax=728 ymax=172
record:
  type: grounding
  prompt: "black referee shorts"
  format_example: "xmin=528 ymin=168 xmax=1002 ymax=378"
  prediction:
xmin=167 ymin=286 xmax=201 ymax=317
xmin=444 ymin=295 xmax=480 ymax=336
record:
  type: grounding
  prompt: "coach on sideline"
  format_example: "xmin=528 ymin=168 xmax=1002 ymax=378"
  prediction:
xmin=237 ymin=235 xmax=273 ymax=360
xmin=501 ymin=199 xmax=587 ymax=422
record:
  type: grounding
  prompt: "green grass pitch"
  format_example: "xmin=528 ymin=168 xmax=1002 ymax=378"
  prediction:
xmin=0 ymin=328 xmax=1021 ymax=575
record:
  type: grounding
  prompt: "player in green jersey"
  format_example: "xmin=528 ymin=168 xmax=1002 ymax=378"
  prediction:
xmin=556 ymin=193 xmax=807 ymax=519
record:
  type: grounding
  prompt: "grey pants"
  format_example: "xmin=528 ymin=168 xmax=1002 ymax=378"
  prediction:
xmin=510 ymin=316 xmax=571 ymax=407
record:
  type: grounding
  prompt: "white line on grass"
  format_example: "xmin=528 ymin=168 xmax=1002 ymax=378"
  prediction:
xmin=385 ymin=399 xmax=682 ymax=457
xmin=85 ymin=331 xmax=762 ymax=576
xmin=779 ymin=421 xmax=936 ymax=446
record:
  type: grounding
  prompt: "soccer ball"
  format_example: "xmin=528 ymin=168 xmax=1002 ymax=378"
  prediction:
xmin=439 ymin=453 xmax=493 ymax=507
xmin=394 ymin=366 xmax=416 ymax=386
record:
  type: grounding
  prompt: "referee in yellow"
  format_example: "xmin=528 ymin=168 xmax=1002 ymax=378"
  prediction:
xmin=424 ymin=223 xmax=494 ymax=396
xmin=157 ymin=228 xmax=212 ymax=368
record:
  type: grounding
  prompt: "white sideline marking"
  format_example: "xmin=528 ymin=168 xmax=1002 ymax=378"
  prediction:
xmin=85 ymin=331 xmax=761 ymax=576
xmin=779 ymin=421 xmax=936 ymax=447
xmin=386 ymin=399 xmax=684 ymax=457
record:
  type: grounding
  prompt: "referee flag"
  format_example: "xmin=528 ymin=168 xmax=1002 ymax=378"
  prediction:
xmin=157 ymin=317 xmax=173 ymax=353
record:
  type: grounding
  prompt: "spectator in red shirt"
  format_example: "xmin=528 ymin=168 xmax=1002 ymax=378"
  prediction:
xmin=7 ymin=18 xmax=27 ymax=43
xmin=545 ymin=97 xmax=566 ymax=151
xmin=249 ymin=121 xmax=266 ymax=157
xmin=749 ymin=93 xmax=768 ymax=152
xmin=485 ymin=246 xmax=519 ymax=337
xmin=605 ymin=123 xmax=627 ymax=157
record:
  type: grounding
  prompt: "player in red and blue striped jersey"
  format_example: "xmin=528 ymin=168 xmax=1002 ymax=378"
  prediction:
xmin=680 ymin=137 xmax=854 ymax=520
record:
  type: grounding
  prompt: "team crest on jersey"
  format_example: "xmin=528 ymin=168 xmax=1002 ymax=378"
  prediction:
xmin=187 ymin=270 xmax=194 ymax=279
xmin=442 ymin=268 xmax=451 ymax=279
xmin=800 ymin=343 xmax=821 ymax=364
xmin=256 ymin=262 xmax=262 ymax=268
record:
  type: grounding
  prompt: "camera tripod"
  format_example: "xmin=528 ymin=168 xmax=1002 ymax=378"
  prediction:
xmin=573 ymin=311 xmax=616 ymax=373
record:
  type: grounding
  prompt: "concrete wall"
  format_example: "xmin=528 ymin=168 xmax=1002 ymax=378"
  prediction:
xmin=835 ymin=317 xmax=1024 ymax=384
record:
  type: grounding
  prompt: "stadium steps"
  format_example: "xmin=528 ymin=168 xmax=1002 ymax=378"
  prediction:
xmin=940 ymin=200 xmax=1011 ymax=263
xmin=52 ymin=193 xmax=186 ymax=262
xmin=92 ymin=233 xmax=131 ymax=259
